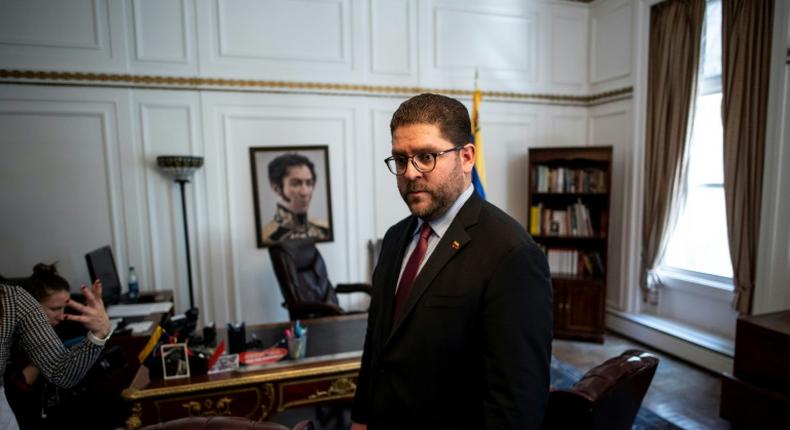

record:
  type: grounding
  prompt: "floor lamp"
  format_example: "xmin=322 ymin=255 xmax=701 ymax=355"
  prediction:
xmin=157 ymin=155 xmax=203 ymax=310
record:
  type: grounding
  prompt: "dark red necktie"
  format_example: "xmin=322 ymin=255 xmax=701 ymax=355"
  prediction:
xmin=393 ymin=222 xmax=432 ymax=323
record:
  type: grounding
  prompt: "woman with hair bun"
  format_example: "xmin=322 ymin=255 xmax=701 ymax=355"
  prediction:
xmin=0 ymin=263 xmax=111 ymax=430
xmin=23 ymin=263 xmax=71 ymax=326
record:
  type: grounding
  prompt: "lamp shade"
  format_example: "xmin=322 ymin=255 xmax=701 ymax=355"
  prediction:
xmin=157 ymin=155 xmax=203 ymax=181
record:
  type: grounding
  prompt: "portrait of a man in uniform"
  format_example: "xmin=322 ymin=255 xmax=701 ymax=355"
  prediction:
xmin=250 ymin=146 xmax=334 ymax=247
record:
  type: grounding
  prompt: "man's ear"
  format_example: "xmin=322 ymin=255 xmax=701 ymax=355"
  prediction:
xmin=271 ymin=184 xmax=282 ymax=196
xmin=460 ymin=143 xmax=476 ymax=174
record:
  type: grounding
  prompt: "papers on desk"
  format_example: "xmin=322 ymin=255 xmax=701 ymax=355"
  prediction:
xmin=110 ymin=318 xmax=154 ymax=334
xmin=107 ymin=302 xmax=173 ymax=318
xmin=127 ymin=321 xmax=154 ymax=334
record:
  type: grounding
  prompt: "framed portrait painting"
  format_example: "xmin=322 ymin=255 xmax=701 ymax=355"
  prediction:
xmin=250 ymin=145 xmax=334 ymax=248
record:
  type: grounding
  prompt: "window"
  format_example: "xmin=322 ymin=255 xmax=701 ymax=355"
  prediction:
xmin=661 ymin=0 xmax=733 ymax=283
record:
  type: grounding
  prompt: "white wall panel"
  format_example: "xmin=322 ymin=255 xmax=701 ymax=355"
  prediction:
xmin=218 ymin=0 xmax=343 ymax=62
xmin=370 ymin=101 xmax=411 ymax=239
xmin=132 ymin=0 xmax=188 ymax=62
xmin=590 ymin=100 xmax=630 ymax=310
xmin=0 ymin=85 xmax=142 ymax=296
xmin=551 ymin=114 xmax=587 ymax=147
xmin=0 ymin=0 xmax=99 ymax=48
xmin=435 ymin=8 xmax=535 ymax=74
xmin=134 ymin=90 xmax=205 ymax=316
xmin=129 ymin=0 xmax=198 ymax=75
xmin=197 ymin=0 xmax=362 ymax=82
xmin=551 ymin=13 xmax=588 ymax=87
xmin=418 ymin=0 xmax=590 ymax=93
xmin=0 ymin=0 xmax=128 ymax=71
xmin=369 ymin=0 xmax=416 ymax=82
xmin=590 ymin=0 xmax=632 ymax=92
xmin=482 ymin=112 xmax=538 ymax=228
xmin=0 ymin=104 xmax=114 ymax=283
xmin=420 ymin=2 xmax=538 ymax=91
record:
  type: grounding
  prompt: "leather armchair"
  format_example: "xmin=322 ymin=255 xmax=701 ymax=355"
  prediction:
xmin=269 ymin=238 xmax=371 ymax=320
xmin=542 ymin=349 xmax=659 ymax=430
xmin=139 ymin=417 xmax=313 ymax=430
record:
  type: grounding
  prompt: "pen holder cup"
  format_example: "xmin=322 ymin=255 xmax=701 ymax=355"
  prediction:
xmin=287 ymin=335 xmax=307 ymax=360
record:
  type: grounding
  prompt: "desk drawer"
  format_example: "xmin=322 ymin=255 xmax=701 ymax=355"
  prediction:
xmin=153 ymin=385 xmax=275 ymax=422
xmin=278 ymin=372 xmax=358 ymax=411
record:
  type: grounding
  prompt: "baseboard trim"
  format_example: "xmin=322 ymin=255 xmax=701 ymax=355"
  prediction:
xmin=606 ymin=309 xmax=734 ymax=375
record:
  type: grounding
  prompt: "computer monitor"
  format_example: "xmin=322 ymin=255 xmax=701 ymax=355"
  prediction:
xmin=85 ymin=245 xmax=122 ymax=305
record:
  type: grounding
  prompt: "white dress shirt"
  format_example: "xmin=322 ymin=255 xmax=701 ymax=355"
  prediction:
xmin=396 ymin=184 xmax=475 ymax=290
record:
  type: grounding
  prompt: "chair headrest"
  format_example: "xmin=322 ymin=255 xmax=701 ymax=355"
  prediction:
xmin=275 ymin=239 xmax=320 ymax=269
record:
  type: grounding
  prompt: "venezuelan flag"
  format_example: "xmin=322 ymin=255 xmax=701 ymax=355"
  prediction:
xmin=471 ymin=87 xmax=487 ymax=200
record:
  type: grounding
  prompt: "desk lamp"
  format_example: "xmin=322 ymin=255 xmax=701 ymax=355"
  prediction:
xmin=156 ymin=155 xmax=203 ymax=310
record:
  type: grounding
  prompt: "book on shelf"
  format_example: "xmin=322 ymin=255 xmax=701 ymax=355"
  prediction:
xmin=546 ymin=248 xmax=604 ymax=278
xmin=547 ymin=248 xmax=579 ymax=276
xmin=529 ymin=204 xmax=542 ymax=236
xmin=530 ymin=200 xmax=595 ymax=237
xmin=532 ymin=165 xmax=608 ymax=193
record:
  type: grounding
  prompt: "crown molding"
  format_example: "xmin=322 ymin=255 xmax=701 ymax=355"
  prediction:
xmin=0 ymin=69 xmax=631 ymax=106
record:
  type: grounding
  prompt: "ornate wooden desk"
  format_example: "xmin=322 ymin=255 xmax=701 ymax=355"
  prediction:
xmin=122 ymin=314 xmax=366 ymax=429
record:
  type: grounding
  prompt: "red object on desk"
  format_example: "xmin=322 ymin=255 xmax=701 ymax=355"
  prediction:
xmin=239 ymin=348 xmax=288 ymax=365
xmin=207 ymin=340 xmax=225 ymax=369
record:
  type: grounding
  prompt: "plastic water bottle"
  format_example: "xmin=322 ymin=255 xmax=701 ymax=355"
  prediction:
xmin=128 ymin=266 xmax=140 ymax=301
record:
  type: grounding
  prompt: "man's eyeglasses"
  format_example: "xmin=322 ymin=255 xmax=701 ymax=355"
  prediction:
xmin=384 ymin=146 xmax=464 ymax=176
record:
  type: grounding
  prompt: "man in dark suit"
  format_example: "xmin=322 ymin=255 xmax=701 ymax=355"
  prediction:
xmin=351 ymin=93 xmax=552 ymax=429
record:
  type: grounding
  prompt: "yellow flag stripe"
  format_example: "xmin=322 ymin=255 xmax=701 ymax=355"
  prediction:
xmin=472 ymin=89 xmax=486 ymax=186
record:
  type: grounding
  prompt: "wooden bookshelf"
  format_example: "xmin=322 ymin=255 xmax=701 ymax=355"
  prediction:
xmin=528 ymin=146 xmax=612 ymax=343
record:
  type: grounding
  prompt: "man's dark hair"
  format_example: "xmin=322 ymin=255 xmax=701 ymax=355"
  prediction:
xmin=268 ymin=153 xmax=317 ymax=189
xmin=390 ymin=93 xmax=471 ymax=147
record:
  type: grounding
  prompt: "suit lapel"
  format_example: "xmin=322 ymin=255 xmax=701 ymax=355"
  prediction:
xmin=379 ymin=216 xmax=419 ymax=334
xmin=386 ymin=194 xmax=483 ymax=343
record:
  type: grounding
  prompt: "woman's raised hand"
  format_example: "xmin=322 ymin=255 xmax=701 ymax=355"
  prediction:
xmin=64 ymin=279 xmax=111 ymax=339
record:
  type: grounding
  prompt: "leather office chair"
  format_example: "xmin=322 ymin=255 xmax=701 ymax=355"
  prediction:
xmin=140 ymin=417 xmax=313 ymax=430
xmin=542 ymin=349 xmax=659 ymax=430
xmin=269 ymin=239 xmax=372 ymax=320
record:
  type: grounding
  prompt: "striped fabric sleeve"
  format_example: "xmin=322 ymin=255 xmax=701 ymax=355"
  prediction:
xmin=14 ymin=287 xmax=104 ymax=388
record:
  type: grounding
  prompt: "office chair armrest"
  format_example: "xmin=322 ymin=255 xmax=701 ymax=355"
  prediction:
xmin=335 ymin=283 xmax=372 ymax=295
xmin=288 ymin=301 xmax=345 ymax=316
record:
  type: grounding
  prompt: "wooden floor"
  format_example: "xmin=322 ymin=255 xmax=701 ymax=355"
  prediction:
xmin=552 ymin=331 xmax=732 ymax=430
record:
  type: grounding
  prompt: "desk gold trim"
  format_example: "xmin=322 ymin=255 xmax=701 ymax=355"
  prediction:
xmin=122 ymin=360 xmax=360 ymax=400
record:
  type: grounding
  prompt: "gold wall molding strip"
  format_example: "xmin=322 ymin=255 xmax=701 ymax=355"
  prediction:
xmin=0 ymin=69 xmax=631 ymax=105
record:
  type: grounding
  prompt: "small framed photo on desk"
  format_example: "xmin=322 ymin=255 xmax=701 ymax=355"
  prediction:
xmin=161 ymin=343 xmax=190 ymax=380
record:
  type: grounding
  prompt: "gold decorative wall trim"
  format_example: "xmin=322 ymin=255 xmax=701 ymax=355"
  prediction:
xmin=0 ymin=69 xmax=631 ymax=106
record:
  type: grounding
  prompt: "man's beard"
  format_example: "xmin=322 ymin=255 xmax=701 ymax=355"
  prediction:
xmin=400 ymin=168 xmax=465 ymax=221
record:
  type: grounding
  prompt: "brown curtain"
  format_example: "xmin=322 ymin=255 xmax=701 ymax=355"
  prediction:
xmin=640 ymin=0 xmax=705 ymax=302
xmin=722 ymin=0 xmax=774 ymax=314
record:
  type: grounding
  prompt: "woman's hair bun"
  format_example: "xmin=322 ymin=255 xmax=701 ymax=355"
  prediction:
xmin=32 ymin=262 xmax=58 ymax=276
